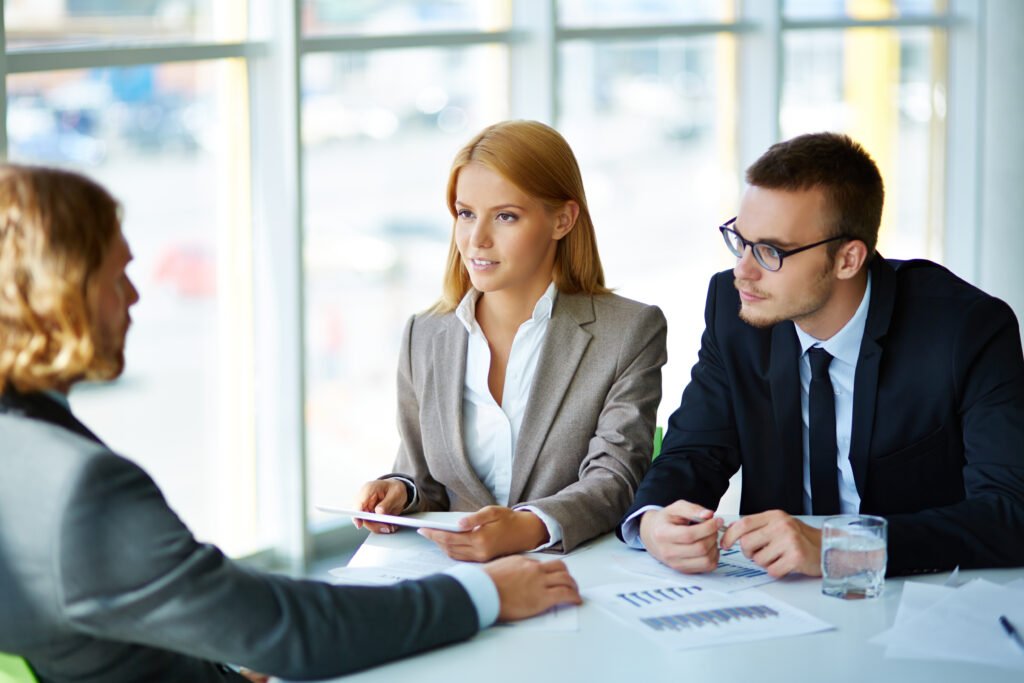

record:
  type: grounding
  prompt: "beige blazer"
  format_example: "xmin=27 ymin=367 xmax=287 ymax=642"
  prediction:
xmin=390 ymin=291 xmax=667 ymax=551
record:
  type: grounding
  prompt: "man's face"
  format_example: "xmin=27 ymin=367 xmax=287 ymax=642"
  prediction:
xmin=85 ymin=229 xmax=139 ymax=378
xmin=732 ymin=185 xmax=838 ymax=331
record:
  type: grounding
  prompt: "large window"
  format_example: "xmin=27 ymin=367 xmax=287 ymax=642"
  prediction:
xmin=1 ymin=0 xmax=967 ymax=567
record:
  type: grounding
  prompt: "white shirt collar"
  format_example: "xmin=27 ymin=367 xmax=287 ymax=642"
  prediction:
xmin=455 ymin=282 xmax=558 ymax=334
xmin=794 ymin=272 xmax=872 ymax=365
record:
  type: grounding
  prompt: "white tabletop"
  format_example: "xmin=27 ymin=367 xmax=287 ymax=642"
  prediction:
xmin=302 ymin=527 xmax=1024 ymax=683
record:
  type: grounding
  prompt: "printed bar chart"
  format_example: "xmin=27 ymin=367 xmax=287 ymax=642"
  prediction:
xmin=640 ymin=605 xmax=780 ymax=632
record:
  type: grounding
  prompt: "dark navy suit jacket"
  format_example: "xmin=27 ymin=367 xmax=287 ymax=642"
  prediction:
xmin=623 ymin=256 xmax=1024 ymax=574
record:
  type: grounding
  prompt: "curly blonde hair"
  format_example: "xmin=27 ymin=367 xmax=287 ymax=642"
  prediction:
xmin=0 ymin=164 xmax=121 ymax=393
xmin=435 ymin=120 xmax=609 ymax=312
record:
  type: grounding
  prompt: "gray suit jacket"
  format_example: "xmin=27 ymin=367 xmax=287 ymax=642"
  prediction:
xmin=391 ymin=292 xmax=667 ymax=552
xmin=0 ymin=389 xmax=479 ymax=683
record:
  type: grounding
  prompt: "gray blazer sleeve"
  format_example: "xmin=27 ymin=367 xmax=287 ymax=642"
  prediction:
xmin=57 ymin=451 xmax=478 ymax=680
xmin=521 ymin=304 xmax=667 ymax=551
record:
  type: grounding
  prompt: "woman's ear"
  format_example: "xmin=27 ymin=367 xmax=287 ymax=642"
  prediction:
xmin=553 ymin=201 xmax=580 ymax=240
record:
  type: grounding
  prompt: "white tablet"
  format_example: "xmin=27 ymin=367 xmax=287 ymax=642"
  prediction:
xmin=316 ymin=506 xmax=467 ymax=533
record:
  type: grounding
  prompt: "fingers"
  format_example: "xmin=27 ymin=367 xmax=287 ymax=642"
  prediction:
xmin=362 ymin=521 xmax=398 ymax=535
xmin=419 ymin=528 xmax=490 ymax=562
xmin=720 ymin=510 xmax=777 ymax=548
xmin=374 ymin=482 xmax=407 ymax=515
xmin=546 ymin=585 xmax=584 ymax=607
xmin=653 ymin=514 xmax=723 ymax=546
xmin=663 ymin=499 xmax=715 ymax=524
xmin=459 ymin=505 xmax=506 ymax=531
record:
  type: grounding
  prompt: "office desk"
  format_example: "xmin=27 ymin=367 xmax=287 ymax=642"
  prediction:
xmin=306 ymin=529 xmax=1023 ymax=683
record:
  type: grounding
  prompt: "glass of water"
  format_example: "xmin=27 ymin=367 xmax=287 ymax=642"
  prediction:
xmin=821 ymin=515 xmax=888 ymax=599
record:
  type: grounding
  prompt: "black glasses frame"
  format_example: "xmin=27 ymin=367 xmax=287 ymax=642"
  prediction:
xmin=718 ymin=217 xmax=849 ymax=272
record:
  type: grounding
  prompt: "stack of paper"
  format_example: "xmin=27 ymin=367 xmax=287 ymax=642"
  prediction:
xmin=871 ymin=578 xmax=1024 ymax=672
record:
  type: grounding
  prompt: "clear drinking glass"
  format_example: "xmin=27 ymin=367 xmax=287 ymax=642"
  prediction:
xmin=821 ymin=515 xmax=888 ymax=599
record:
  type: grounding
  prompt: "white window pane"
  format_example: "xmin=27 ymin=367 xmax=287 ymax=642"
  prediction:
xmin=4 ymin=0 xmax=245 ymax=49
xmin=781 ymin=28 xmax=946 ymax=261
xmin=558 ymin=37 xmax=738 ymax=425
xmin=7 ymin=61 xmax=260 ymax=557
xmin=302 ymin=1 xmax=509 ymax=36
xmin=783 ymin=0 xmax=945 ymax=20
xmin=559 ymin=0 xmax=735 ymax=27
xmin=302 ymin=46 xmax=509 ymax=523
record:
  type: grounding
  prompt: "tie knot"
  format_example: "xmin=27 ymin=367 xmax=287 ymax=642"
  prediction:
xmin=808 ymin=347 xmax=833 ymax=380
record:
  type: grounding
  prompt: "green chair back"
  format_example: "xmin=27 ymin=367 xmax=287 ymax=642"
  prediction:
xmin=652 ymin=426 xmax=663 ymax=460
xmin=0 ymin=653 xmax=38 ymax=683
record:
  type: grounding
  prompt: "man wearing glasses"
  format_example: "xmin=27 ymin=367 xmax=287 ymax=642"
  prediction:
xmin=619 ymin=132 xmax=1024 ymax=577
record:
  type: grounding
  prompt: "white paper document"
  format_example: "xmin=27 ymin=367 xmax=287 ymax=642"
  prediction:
xmin=328 ymin=547 xmax=456 ymax=585
xmin=615 ymin=546 xmax=778 ymax=592
xmin=872 ymin=578 xmax=1024 ymax=672
xmin=496 ymin=603 xmax=580 ymax=632
xmin=328 ymin=546 xmax=579 ymax=632
xmin=585 ymin=580 xmax=832 ymax=650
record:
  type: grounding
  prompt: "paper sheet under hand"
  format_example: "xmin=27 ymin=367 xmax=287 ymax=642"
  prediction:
xmin=328 ymin=547 xmax=457 ymax=585
xmin=615 ymin=546 xmax=778 ymax=592
xmin=585 ymin=580 xmax=832 ymax=650
xmin=328 ymin=546 xmax=580 ymax=632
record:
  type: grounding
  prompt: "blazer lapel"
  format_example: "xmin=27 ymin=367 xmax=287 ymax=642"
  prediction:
xmin=430 ymin=317 xmax=496 ymax=506
xmin=849 ymin=256 xmax=895 ymax=502
xmin=768 ymin=321 xmax=805 ymax=514
xmin=507 ymin=294 xmax=594 ymax=504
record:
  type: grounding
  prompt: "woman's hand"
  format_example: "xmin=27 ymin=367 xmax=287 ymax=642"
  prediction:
xmin=352 ymin=479 xmax=408 ymax=534
xmin=418 ymin=506 xmax=550 ymax=561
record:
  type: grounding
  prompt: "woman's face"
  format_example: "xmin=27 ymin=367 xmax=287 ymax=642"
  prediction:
xmin=453 ymin=162 xmax=575 ymax=303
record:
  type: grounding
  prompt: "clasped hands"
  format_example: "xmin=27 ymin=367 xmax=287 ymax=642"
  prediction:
xmin=638 ymin=500 xmax=823 ymax=578
xmin=354 ymin=479 xmax=550 ymax=562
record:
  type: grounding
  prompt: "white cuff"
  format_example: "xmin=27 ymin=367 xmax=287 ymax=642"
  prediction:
xmin=620 ymin=505 xmax=664 ymax=549
xmin=444 ymin=564 xmax=500 ymax=629
xmin=513 ymin=505 xmax=563 ymax=551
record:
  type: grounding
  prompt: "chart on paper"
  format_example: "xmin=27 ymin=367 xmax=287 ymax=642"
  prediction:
xmin=587 ymin=581 xmax=832 ymax=650
xmin=616 ymin=546 xmax=776 ymax=592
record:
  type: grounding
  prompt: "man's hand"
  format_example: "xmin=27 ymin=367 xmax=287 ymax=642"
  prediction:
xmin=482 ymin=556 xmax=582 ymax=622
xmin=638 ymin=500 xmax=723 ymax=573
xmin=418 ymin=506 xmax=549 ymax=562
xmin=719 ymin=510 xmax=822 ymax=577
xmin=352 ymin=479 xmax=408 ymax=534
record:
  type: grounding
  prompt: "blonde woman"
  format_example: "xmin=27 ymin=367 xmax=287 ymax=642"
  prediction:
xmin=355 ymin=120 xmax=667 ymax=560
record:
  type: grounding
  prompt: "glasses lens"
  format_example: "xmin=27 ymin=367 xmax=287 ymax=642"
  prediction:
xmin=754 ymin=244 xmax=782 ymax=271
xmin=721 ymin=228 xmax=743 ymax=257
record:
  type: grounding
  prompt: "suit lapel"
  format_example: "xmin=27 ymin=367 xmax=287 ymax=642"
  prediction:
xmin=768 ymin=321 xmax=805 ymax=514
xmin=507 ymin=294 xmax=594 ymax=504
xmin=430 ymin=317 xmax=495 ymax=505
xmin=849 ymin=256 xmax=895 ymax=503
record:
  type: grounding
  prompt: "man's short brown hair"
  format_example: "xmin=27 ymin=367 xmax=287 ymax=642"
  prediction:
xmin=0 ymin=164 xmax=120 ymax=393
xmin=746 ymin=132 xmax=884 ymax=257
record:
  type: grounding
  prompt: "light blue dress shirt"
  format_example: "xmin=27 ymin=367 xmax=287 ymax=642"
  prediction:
xmin=793 ymin=273 xmax=872 ymax=515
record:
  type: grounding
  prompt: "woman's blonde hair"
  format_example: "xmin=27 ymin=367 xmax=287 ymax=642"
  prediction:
xmin=435 ymin=120 xmax=609 ymax=312
xmin=0 ymin=164 xmax=121 ymax=393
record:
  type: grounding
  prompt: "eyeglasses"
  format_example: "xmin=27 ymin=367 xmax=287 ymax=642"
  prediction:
xmin=719 ymin=217 xmax=848 ymax=272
